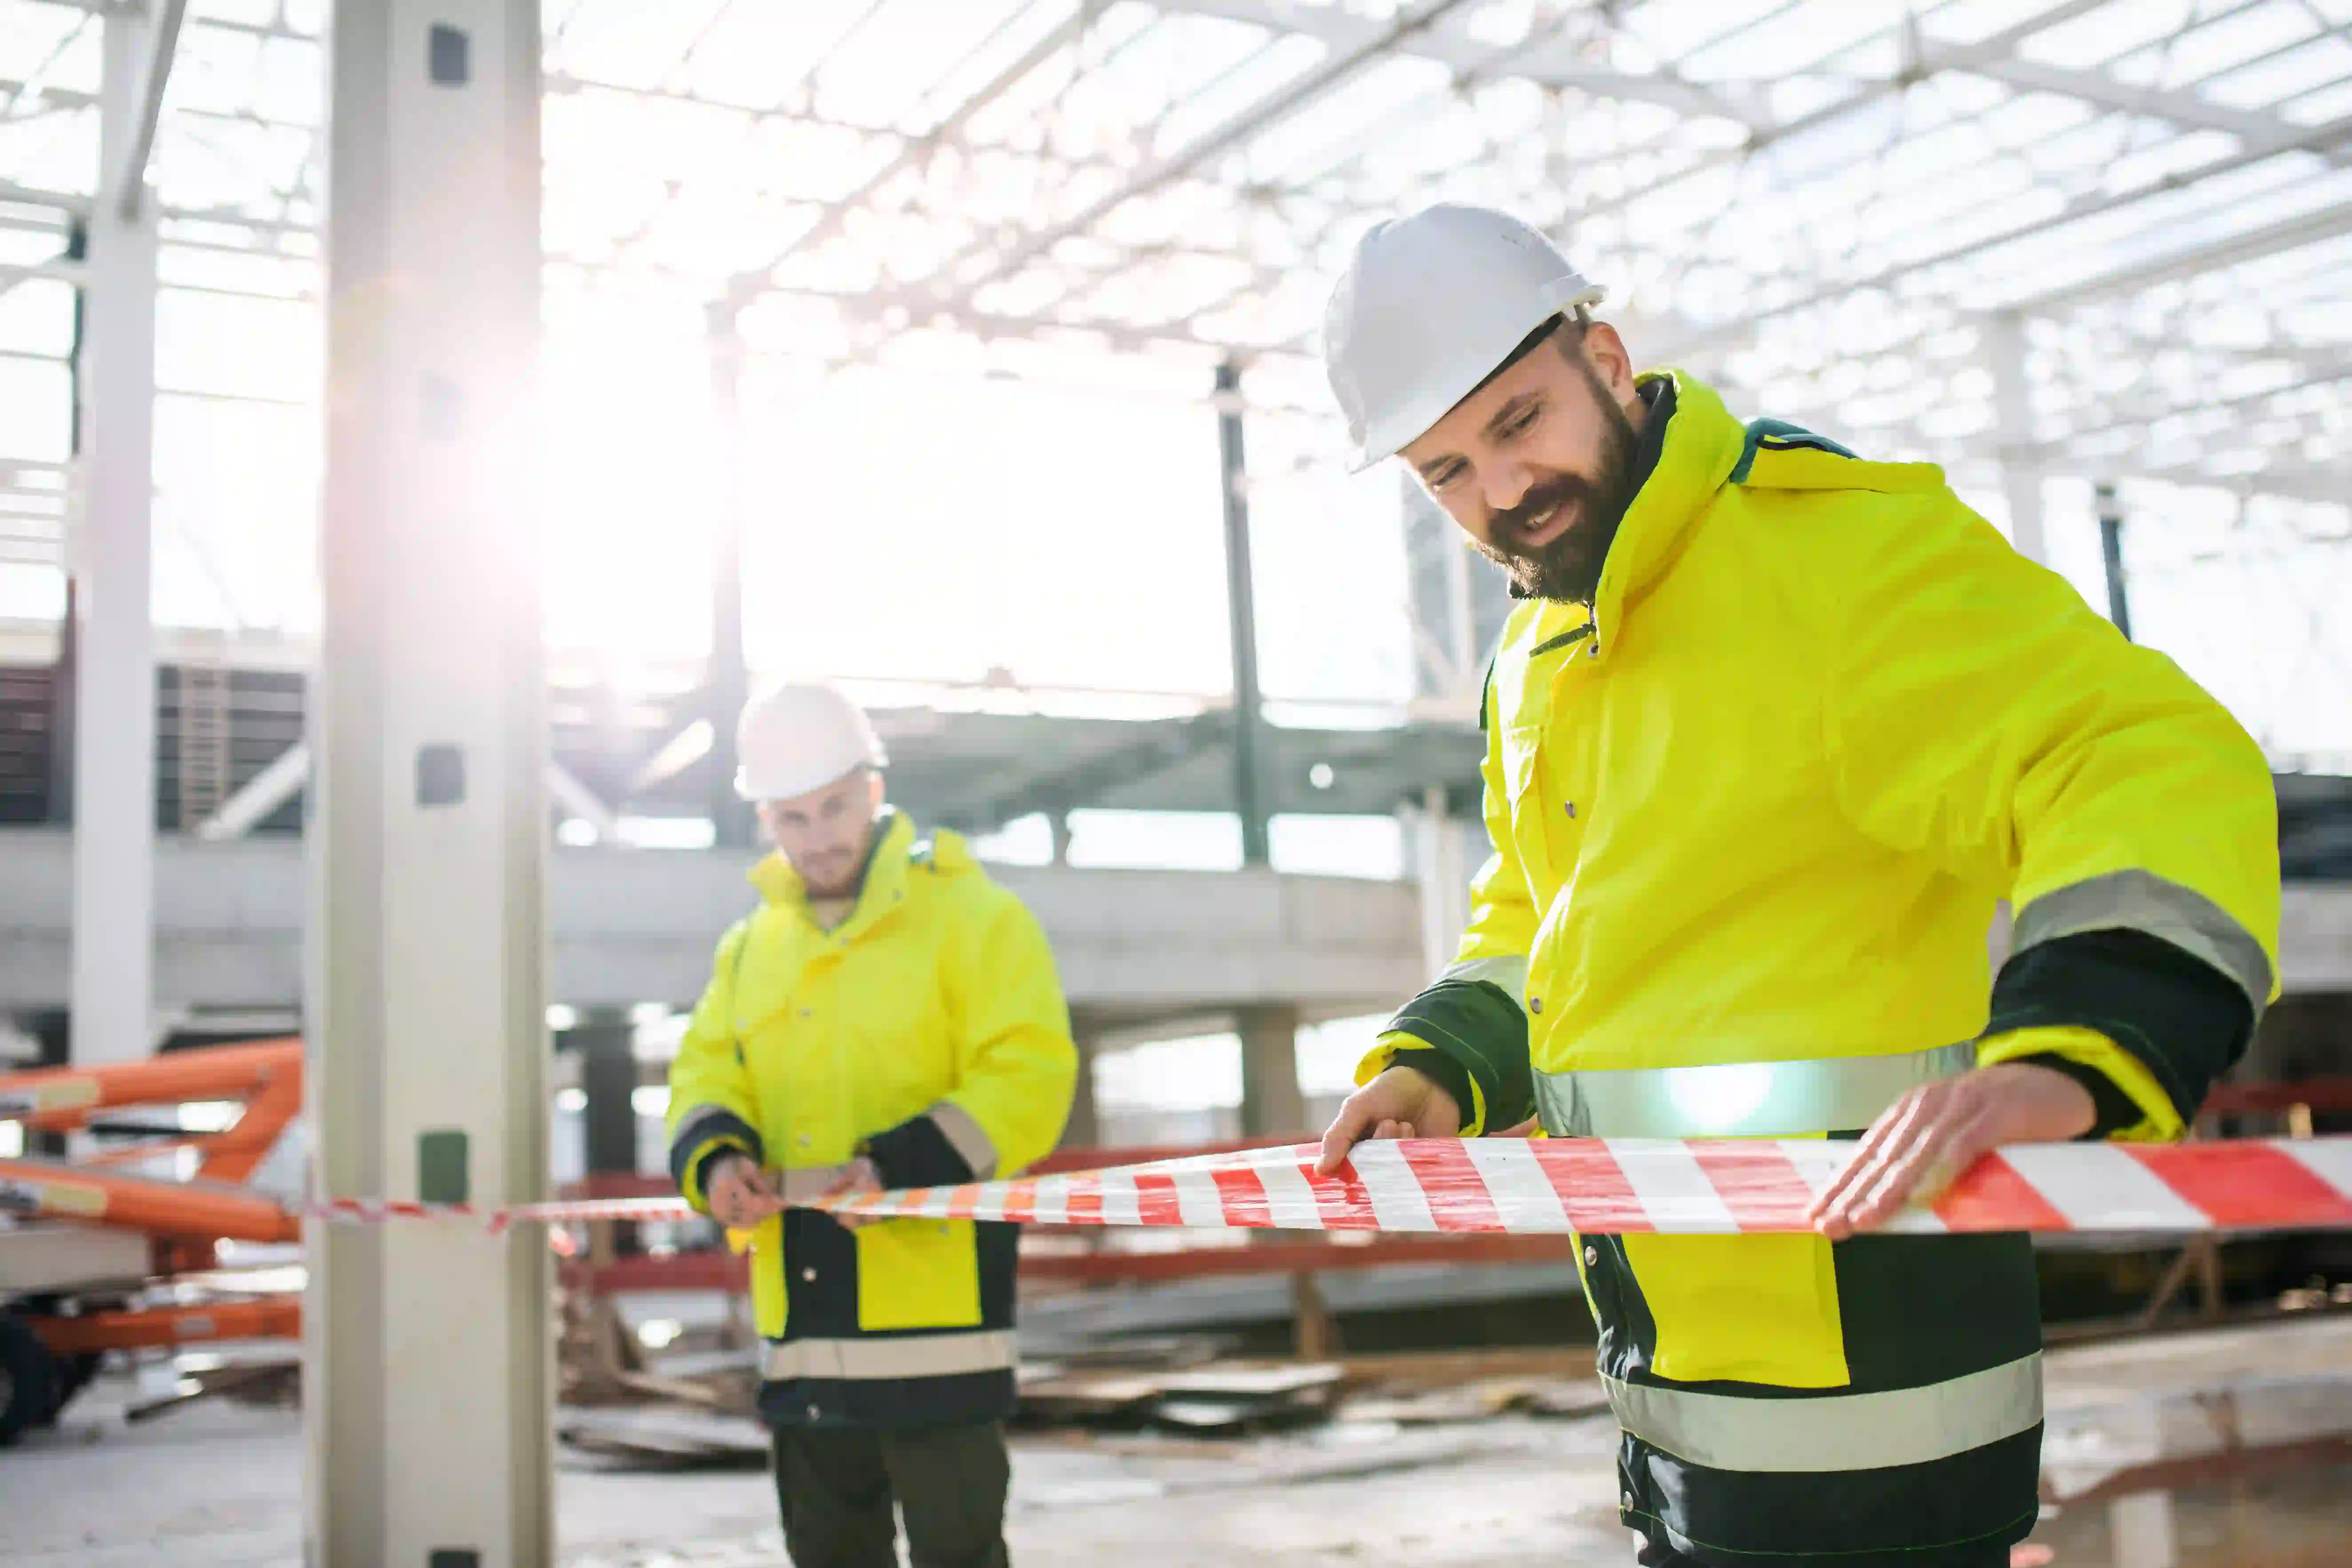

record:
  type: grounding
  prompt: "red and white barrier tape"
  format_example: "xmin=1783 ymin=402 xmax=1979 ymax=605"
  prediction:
xmin=298 ymin=1136 xmax=2352 ymax=1238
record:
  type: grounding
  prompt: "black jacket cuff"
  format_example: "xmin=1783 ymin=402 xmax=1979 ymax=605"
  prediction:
xmin=1989 ymin=927 xmax=2254 ymax=1127
xmin=861 ymin=1113 xmax=977 ymax=1190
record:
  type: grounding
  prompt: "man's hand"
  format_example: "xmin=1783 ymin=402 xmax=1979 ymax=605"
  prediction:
xmin=1808 ymin=1061 xmax=2099 ymax=1240
xmin=705 ymin=1153 xmax=786 ymax=1231
xmin=821 ymin=1155 xmax=885 ymax=1229
xmin=1316 ymin=1064 xmax=1462 ymax=1176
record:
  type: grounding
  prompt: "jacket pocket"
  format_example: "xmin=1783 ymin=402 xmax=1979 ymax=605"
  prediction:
xmin=1621 ymin=1231 xmax=1851 ymax=1388
xmin=854 ymin=1216 xmax=982 ymax=1331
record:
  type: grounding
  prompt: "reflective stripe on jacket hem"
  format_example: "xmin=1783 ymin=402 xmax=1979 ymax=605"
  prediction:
xmin=1602 ymin=1351 xmax=2043 ymax=1474
xmin=762 ymin=1330 xmax=1015 ymax=1382
xmin=1534 ymin=1040 xmax=1976 ymax=1138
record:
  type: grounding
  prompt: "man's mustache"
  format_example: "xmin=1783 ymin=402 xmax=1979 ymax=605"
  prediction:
xmin=1491 ymin=473 xmax=1593 ymax=552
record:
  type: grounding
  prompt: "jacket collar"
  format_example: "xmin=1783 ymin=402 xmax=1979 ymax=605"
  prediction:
xmin=748 ymin=809 xmax=914 ymax=929
xmin=1517 ymin=371 xmax=1747 ymax=664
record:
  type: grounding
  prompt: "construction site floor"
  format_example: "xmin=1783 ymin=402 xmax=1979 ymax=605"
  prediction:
xmin=5 ymin=1319 xmax=2350 ymax=1567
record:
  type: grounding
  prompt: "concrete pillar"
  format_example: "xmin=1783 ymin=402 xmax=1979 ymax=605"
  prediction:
xmin=69 ymin=8 xmax=162 ymax=1067
xmin=306 ymin=6 xmax=552 ymax=1566
xmin=1406 ymin=783 xmax=1472 ymax=983
xmin=1237 ymin=1003 xmax=1306 ymax=1138
xmin=571 ymin=1011 xmax=637 ymax=1180
xmin=1062 ymin=1015 xmax=1101 ymax=1151
xmin=706 ymin=302 xmax=753 ymax=849
xmin=1985 ymin=311 xmax=2048 ymax=566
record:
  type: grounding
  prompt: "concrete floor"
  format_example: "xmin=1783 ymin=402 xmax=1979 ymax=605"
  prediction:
xmin=0 ymin=1388 xmax=1635 ymax=1567
xmin=7 ymin=1322 xmax=2351 ymax=1567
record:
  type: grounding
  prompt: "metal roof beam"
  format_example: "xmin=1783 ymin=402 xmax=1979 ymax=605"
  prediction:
xmin=936 ymin=0 xmax=1478 ymax=315
xmin=1144 ymin=0 xmax=1773 ymax=129
xmin=1565 ymin=0 xmax=2115 ymax=230
xmin=112 ymin=0 xmax=188 ymax=220
xmin=1967 ymin=55 xmax=2348 ymax=164
xmin=2000 ymin=199 xmax=2352 ymax=316
xmin=738 ymin=3 xmax=1100 ymax=302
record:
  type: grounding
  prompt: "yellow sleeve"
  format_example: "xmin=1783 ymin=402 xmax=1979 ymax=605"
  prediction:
xmin=663 ymin=921 xmax=762 ymax=1213
xmin=1816 ymin=487 xmax=2279 ymax=1131
xmin=936 ymin=891 xmax=1078 ymax=1179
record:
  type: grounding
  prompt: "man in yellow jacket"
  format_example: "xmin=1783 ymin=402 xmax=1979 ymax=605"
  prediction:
xmin=1317 ymin=207 xmax=2280 ymax=1567
xmin=666 ymin=682 xmax=1077 ymax=1568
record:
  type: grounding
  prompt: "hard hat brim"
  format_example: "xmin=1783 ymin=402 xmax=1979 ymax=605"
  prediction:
xmin=1344 ymin=280 xmax=1607 ymax=472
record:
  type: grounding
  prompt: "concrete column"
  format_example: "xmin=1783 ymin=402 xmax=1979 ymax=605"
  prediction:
xmin=306 ymin=6 xmax=552 ymax=1566
xmin=69 ymin=8 xmax=161 ymax=1067
xmin=1406 ymin=783 xmax=1471 ymax=982
xmin=1985 ymin=311 xmax=2048 ymax=565
xmin=571 ymin=1010 xmax=637 ymax=1180
xmin=706 ymin=302 xmax=753 ymax=849
xmin=1237 ymin=1003 xmax=1305 ymax=1138
xmin=1066 ymin=1050 xmax=1100 ymax=1150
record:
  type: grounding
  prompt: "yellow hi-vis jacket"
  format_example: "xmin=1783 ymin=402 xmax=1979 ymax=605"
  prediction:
xmin=1372 ymin=372 xmax=2280 ymax=1565
xmin=665 ymin=811 xmax=1077 ymax=1429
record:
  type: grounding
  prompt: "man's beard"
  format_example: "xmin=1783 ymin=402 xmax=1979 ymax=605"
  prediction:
xmin=1472 ymin=369 xmax=1644 ymax=605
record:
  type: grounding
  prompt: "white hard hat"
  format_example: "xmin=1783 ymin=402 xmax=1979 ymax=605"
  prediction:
xmin=734 ymin=683 xmax=887 ymax=802
xmin=1322 ymin=204 xmax=1605 ymax=472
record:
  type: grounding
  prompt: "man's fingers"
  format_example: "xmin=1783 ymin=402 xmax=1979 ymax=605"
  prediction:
xmin=1809 ymin=1086 xmax=1942 ymax=1226
xmin=1848 ymin=1112 xmax=1992 ymax=1231
xmin=1317 ymin=1101 xmax=1378 ymax=1177
xmin=1813 ymin=1096 xmax=1943 ymax=1238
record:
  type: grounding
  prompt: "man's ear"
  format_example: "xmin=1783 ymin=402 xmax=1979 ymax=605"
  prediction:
xmin=1577 ymin=320 xmax=1638 ymax=402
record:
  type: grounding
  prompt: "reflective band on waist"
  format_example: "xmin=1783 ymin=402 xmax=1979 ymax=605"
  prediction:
xmin=1534 ymin=1042 xmax=1977 ymax=1138
xmin=763 ymin=1330 xmax=1014 ymax=1382
xmin=1602 ymin=1352 xmax=2043 ymax=1474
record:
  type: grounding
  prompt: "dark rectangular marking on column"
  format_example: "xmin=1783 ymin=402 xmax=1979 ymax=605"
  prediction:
xmin=418 ymin=1129 xmax=469 ymax=1204
xmin=416 ymin=743 xmax=466 ymax=807
xmin=427 ymin=24 xmax=470 ymax=86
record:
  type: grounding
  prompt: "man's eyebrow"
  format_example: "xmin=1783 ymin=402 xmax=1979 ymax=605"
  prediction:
xmin=1482 ymin=392 xmax=1539 ymax=440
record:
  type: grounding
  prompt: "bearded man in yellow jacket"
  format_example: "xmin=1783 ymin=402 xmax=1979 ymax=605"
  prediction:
xmin=1317 ymin=206 xmax=2280 ymax=1568
xmin=666 ymin=683 xmax=1076 ymax=1568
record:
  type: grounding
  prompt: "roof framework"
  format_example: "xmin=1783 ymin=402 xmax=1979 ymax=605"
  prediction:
xmin=0 ymin=0 xmax=2347 ymax=759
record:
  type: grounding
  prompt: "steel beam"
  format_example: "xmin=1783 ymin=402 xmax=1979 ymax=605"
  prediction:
xmin=70 ymin=5 xmax=162 ymax=1069
xmin=704 ymin=305 xmax=752 ymax=848
xmin=112 ymin=0 xmax=188 ymax=220
xmin=1148 ymin=0 xmax=1773 ymax=129
xmin=194 ymin=739 xmax=308 ymax=842
xmin=943 ymin=0 xmax=1476 ymax=312
xmin=2096 ymin=481 xmax=2132 ymax=641
xmin=2002 ymin=199 xmax=2352 ymax=317
xmin=1217 ymin=360 xmax=1270 ymax=865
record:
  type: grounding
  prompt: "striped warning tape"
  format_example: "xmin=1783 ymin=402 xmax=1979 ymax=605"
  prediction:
xmin=818 ymin=1136 xmax=2352 ymax=1236
xmin=282 ymin=1136 xmax=2352 ymax=1238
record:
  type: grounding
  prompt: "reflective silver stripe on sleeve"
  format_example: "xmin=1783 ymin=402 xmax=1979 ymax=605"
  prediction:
xmin=763 ymin=1330 xmax=1015 ymax=1381
xmin=2013 ymin=869 xmax=2273 ymax=1014
xmin=1436 ymin=954 xmax=1530 ymax=1000
xmin=1534 ymin=1042 xmax=1976 ymax=1139
xmin=1601 ymin=1352 xmax=2043 ymax=1474
xmin=927 ymin=1101 xmax=999 ymax=1181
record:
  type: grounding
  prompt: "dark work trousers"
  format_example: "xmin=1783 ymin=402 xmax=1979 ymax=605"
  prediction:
xmin=1635 ymin=1536 xmax=2015 ymax=1568
xmin=772 ymin=1423 xmax=1010 ymax=1568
